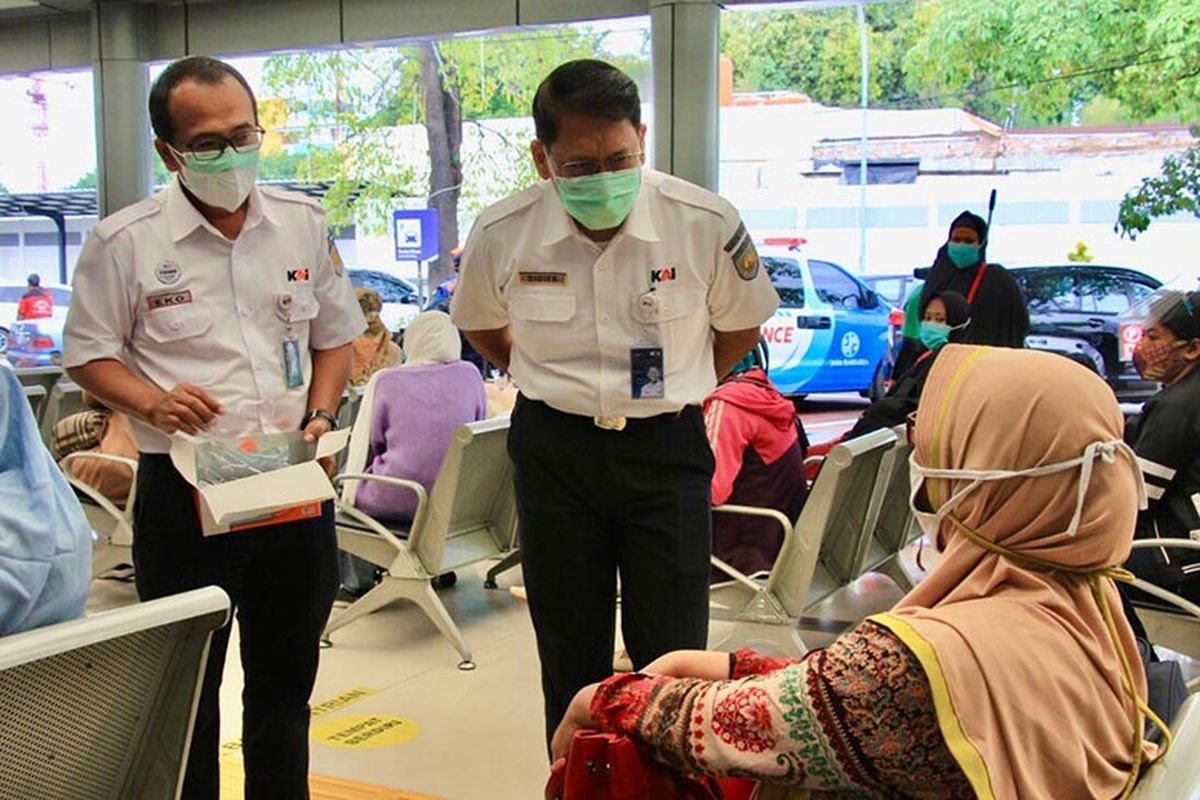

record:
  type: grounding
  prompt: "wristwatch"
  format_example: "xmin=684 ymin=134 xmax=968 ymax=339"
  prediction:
xmin=300 ymin=408 xmax=338 ymax=431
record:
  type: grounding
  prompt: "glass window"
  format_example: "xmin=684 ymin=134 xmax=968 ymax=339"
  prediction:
xmin=1022 ymin=271 xmax=1077 ymax=312
xmin=1127 ymin=279 xmax=1156 ymax=304
xmin=808 ymin=259 xmax=863 ymax=308
xmin=1077 ymin=271 xmax=1129 ymax=314
xmin=867 ymin=277 xmax=903 ymax=306
xmin=764 ymin=256 xmax=805 ymax=308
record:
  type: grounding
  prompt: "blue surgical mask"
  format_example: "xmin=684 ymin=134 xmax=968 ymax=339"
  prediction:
xmin=919 ymin=321 xmax=952 ymax=350
xmin=947 ymin=242 xmax=980 ymax=269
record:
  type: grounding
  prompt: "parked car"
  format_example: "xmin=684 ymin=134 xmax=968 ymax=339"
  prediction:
xmin=758 ymin=239 xmax=892 ymax=399
xmin=0 ymin=283 xmax=70 ymax=360
xmin=5 ymin=318 xmax=64 ymax=367
xmin=1010 ymin=264 xmax=1161 ymax=401
xmin=347 ymin=268 xmax=421 ymax=333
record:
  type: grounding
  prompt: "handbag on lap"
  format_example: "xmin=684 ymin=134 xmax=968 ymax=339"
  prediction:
xmin=546 ymin=730 xmax=754 ymax=800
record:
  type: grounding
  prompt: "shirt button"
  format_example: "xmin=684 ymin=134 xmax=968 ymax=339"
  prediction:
xmin=170 ymin=320 xmax=183 ymax=331
xmin=240 ymin=307 xmax=252 ymax=318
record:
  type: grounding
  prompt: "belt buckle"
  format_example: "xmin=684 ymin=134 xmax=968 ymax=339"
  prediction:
xmin=593 ymin=415 xmax=627 ymax=432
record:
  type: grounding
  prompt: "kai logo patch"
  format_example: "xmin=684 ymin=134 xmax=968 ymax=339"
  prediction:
xmin=650 ymin=267 xmax=677 ymax=284
xmin=287 ymin=268 xmax=311 ymax=283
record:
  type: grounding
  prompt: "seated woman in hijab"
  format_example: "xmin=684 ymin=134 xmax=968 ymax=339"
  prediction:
xmin=0 ymin=363 xmax=91 ymax=635
xmin=845 ymin=290 xmax=970 ymax=439
xmin=552 ymin=346 xmax=1165 ymax=800
xmin=353 ymin=311 xmax=487 ymax=523
xmin=892 ymin=210 xmax=1028 ymax=378
xmin=705 ymin=348 xmax=808 ymax=581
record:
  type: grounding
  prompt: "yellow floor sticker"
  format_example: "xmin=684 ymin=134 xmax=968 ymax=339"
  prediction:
xmin=311 ymin=714 xmax=421 ymax=749
xmin=219 ymin=686 xmax=379 ymax=756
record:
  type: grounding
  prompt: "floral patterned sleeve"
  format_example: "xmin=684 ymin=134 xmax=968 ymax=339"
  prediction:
xmin=590 ymin=621 xmax=974 ymax=798
xmin=729 ymin=648 xmax=804 ymax=679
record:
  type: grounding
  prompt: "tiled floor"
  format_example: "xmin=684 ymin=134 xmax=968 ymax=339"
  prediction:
xmin=88 ymin=555 xmax=551 ymax=800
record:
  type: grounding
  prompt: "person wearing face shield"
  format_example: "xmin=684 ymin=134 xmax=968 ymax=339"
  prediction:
xmin=62 ymin=56 xmax=363 ymax=798
xmin=551 ymin=345 xmax=1167 ymax=799
xmin=893 ymin=211 xmax=1029 ymax=379
xmin=451 ymin=60 xmax=779 ymax=753
xmin=1124 ymin=288 xmax=1200 ymax=605
xmin=846 ymin=290 xmax=971 ymax=440
xmin=350 ymin=287 xmax=402 ymax=386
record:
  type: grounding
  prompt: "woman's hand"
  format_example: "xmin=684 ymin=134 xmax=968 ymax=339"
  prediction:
xmin=550 ymin=683 xmax=599 ymax=761
xmin=641 ymin=650 xmax=732 ymax=680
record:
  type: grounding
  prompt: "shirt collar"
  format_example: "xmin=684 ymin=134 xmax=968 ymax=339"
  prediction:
xmin=165 ymin=177 xmax=277 ymax=242
xmin=537 ymin=170 xmax=660 ymax=247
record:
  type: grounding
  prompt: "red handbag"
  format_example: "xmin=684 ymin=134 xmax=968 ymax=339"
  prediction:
xmin=545 ymin=730 xmax=755 ymax=800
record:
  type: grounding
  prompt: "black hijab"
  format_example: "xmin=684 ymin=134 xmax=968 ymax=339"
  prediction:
xmin=914 ymin=209 xmax=1028 ymax=349
xmin=935 ymin=291 xmax=972 ymax=342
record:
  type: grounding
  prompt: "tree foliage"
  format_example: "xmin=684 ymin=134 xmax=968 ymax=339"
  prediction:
xmin=719 ymin=4 xmax=927 ymax=107
xmin=261 ymin=27 xmax=608 ymax=247
xmin=1117 ymin=145 xmax=1200 ymax=238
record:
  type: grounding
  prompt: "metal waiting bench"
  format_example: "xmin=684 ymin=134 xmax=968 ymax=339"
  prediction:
xmin=324 ymin=384 xmax=518 ymax=669
xmin=14 ymin=365 xmax=63 ymax=421
xmin=0 ymin=587 xmax=230 ymax=799
xmin=709 ymin=427 xmax=900 ymax=653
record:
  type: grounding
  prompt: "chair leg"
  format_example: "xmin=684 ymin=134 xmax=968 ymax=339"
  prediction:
xmin=410 ymin=580 xmax=475 ymax=670
xmin=323 ymin=579 xmax=404 ymax=637
xmin=484 ymin=549 xmax=521 ymax=589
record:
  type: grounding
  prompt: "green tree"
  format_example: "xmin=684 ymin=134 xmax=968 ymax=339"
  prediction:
xmin=263 ymin=28 xmax=610 ymax=287
xmin=719 ymin=4 xmax=927 ymax=107
xmin=1117 ymin=145 xmax=1200 ymax=238
xmin=903 ymin=0 xmax=1199 ymax=126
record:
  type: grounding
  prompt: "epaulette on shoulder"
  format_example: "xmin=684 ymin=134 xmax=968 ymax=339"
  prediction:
xmin=656 ymin=173 xmax=731 ymax=219
xmin=91 ymin=196 xmax=162 ymax=242
xmin=258 ymin=185 xmax=325 ymax=212
xmin=476 ymin=184 xmax=541 ymax=229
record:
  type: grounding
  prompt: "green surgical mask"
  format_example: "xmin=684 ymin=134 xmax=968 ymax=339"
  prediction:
xmin=947 ymin=241 xmax=980 ymax=269
xmin=552 ymin=167 xmax=642 ymax=231
xmin=919 ymin=321 xmax=952 ymax=350
xmin=169 ymin=145 xmax=260 ymax=212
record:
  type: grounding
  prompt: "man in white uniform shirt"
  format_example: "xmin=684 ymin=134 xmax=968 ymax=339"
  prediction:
xmin=451 ymin=60 xmax=779 ymax=750
xmin=63 ymin=56 xmax=361 ymax=799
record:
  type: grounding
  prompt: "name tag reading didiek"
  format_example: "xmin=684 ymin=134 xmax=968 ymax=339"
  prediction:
xmin=518 ymin=271 xmax=568 ymax=286
xmin=631 ymin=346 xmax=664 ymax=400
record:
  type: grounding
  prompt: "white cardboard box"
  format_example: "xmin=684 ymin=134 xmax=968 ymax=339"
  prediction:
xmin=170 ymin=428 xmax=350 ymax=535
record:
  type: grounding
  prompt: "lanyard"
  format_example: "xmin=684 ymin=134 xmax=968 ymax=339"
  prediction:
xmin=966 ymin=263 xmax=988 ymax=305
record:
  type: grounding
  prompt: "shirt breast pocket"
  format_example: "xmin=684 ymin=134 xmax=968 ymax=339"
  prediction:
xmin=632 ymin=286 xmax=707 ymax=325
xmin=508 ymin=290 xmax=577 ymax=361
xmin=285 ymin=287 xmax=321 ymax=324
xmin=143 ymin=303 xmax=214 ymax=344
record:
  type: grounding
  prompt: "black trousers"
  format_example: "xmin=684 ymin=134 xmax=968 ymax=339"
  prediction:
xmin=133 ymin=453 xmax=339 ymax=800
xmin=509 ymin=397 xmax=714 ymax=749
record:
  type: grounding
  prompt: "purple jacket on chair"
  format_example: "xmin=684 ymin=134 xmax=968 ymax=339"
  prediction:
xmin=354 ymin=361 xmax=488 ymax=523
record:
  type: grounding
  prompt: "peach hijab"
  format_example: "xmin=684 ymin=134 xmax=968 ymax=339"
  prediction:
xmin=871 ymin=345 xmax=1164 ymax=800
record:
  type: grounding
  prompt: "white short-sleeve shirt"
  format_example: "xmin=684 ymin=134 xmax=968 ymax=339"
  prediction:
xmin=64 ymin=179 xmax=364 ymax=453
xmin=451 ymin=169 xmax=779 ymax=419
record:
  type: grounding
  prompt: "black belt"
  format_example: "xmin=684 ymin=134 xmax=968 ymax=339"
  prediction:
xmin=516 ymin=395 xmax=699 ymax=431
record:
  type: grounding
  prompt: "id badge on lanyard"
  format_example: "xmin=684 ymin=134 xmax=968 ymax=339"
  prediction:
xmin=275 ymin=293 xmax=304 ymax=389
xmin=632 ymin=289 xmax=665 ymax=400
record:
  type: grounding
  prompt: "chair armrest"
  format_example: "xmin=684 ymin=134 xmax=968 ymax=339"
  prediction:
xmin=58 ymin=453 xmax=135 ymax=543
xmin=803 ymin=456 xmax=824 ymax=468
xmin=711 ymin=504 xmax=794 ymax=591
xmin=1130 ymin=538 xmax=1200 ymax=553
xmin=1128 ymin=579 xmax=1200 ymax=621
xmin=332 ymin=472 xmax=428 ymax=553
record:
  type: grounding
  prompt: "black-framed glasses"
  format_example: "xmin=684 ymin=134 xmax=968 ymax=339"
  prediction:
xmin=551 ymin=150 xmax=643 ymax=178
xmin=178 ymin=126 xmax=265 ymax=161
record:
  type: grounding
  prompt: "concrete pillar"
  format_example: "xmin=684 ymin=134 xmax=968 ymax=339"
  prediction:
xmin=650 ymin=0 xmax=720 ymax=191
xmin=92 ymin=2 xmax=151 ymax=218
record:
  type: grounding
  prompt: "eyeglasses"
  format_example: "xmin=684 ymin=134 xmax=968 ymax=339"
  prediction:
xmin=176 ymin=126 xmax=265 ymax=161
xmin=550 ymin=150 xmax=643 ymax=179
